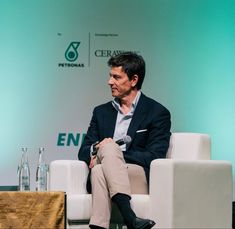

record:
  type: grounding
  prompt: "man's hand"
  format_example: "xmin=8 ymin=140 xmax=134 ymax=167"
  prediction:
xmin=89 ymin=155 xmax=97 ymax=168
xmin=89 ymin=138 xmax=114 ymax=168
xmin=95 ymin=138 xmax=114 ymax=151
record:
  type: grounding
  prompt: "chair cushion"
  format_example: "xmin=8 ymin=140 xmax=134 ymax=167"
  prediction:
xmin=167 ymin=133 xmax=211 ymax=160
xmin=67 ymin=194 xmax=92 ymax=220
xmin=131 ymin=194 xmax=150 ymax=219
xmin=67 ymin=194 xmax=150 ymax=221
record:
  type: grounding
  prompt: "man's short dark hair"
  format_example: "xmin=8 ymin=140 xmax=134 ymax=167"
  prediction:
xmin=107 ymin=51 xmax=145 ymax=90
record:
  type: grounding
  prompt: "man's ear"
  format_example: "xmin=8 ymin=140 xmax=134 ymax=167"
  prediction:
xmin=131 ymin=74 xmax=139 ymax=87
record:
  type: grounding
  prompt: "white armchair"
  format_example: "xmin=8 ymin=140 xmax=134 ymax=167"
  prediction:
xmin=49 ymin=133 xmax=233 ymax=228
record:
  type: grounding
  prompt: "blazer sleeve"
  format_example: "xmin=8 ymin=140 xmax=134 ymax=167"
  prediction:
xmin=78 ymin=107 xmax=100 ymax=166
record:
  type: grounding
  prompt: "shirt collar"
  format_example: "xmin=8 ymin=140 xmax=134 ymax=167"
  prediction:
xmin=112 ymin=91 xmax=141 ymax=114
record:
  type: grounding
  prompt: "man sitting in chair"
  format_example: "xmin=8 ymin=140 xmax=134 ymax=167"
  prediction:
xmin=78 ymin=51 xmax=171 ymax=229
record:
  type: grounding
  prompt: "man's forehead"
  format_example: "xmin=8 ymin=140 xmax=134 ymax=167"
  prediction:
xmin=109 ymin=66 xmax=124 ymax=74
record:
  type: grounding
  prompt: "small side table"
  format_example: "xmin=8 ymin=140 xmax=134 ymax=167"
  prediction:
xmin=0 ymin=191 xmax=66 ymax=229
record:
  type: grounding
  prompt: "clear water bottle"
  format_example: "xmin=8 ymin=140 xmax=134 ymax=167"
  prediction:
xmin=36 ymin=147 xmax=48 ymax=191
xmin=19 ymin=147 xmax=30 ymax=191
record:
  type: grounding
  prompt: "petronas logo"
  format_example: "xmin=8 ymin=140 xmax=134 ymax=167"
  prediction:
xmin=65 ymin=42 xmax=80 ymax=62
xmin=58 ymin=41 xmax=84 ymax=67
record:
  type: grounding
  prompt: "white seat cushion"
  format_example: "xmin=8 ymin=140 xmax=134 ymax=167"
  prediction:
xmin=167 ymin=133 xmax=211 ymax=160
xmin=67 ymin=194 xmax=92 ymax=220
xmin=131 ymin=194 xmax=150 ymax=219
xmin=67 ymin=193 xmax=150 ymax=221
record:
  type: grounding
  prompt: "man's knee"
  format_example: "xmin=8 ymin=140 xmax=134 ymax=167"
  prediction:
xmin=98 ymin=142 xmax=123 ymax=159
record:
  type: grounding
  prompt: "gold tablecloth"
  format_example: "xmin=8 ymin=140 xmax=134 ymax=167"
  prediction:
xmin=0 ymin=191 xmax=65 ymax=229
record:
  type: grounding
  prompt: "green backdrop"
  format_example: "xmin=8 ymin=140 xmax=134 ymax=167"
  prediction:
xmin=0 ymin=0 xmax=235 ymax=194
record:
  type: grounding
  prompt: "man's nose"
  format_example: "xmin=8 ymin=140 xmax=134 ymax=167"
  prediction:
xmin=108 ymin=77 xmax=113 ymax=85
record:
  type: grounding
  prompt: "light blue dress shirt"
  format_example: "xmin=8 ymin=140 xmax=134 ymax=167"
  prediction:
xmin=112 ymin=91 xmax=141 ymax=151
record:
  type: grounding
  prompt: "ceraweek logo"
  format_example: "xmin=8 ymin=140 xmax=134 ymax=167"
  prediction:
xmin=58 ymin=41 xmax=85 ymax=68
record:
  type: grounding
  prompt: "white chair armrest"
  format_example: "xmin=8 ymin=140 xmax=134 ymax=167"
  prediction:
xmin=49 ymin=160 xmax=89 ymax=195
xmin=149 ymin=159 xmax=232 ymax=228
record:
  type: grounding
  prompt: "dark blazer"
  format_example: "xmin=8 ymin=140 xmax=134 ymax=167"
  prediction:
xmin=78 ymin=93 xmax=171 ymax=192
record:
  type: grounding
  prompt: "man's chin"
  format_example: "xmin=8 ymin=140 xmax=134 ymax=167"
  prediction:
xmin=111 ymin=92 xmax=118 ymax=97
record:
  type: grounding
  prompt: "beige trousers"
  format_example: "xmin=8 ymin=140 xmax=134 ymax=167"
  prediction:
xmin=89 ymin=142 xmax=148 ymax=228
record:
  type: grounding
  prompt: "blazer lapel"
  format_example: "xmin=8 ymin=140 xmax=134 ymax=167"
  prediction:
xmin=104 ymin=102 xmax=117 ymax=138
xmin=127 ymin=94 xmax=149 ymax=148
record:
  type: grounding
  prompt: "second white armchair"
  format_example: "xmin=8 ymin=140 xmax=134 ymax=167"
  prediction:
xmin=49 ymin=133 xmax=233 ymax=228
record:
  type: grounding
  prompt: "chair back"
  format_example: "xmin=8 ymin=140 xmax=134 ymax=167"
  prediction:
xmin=166 ymin=133 xmax=211 ymax=160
